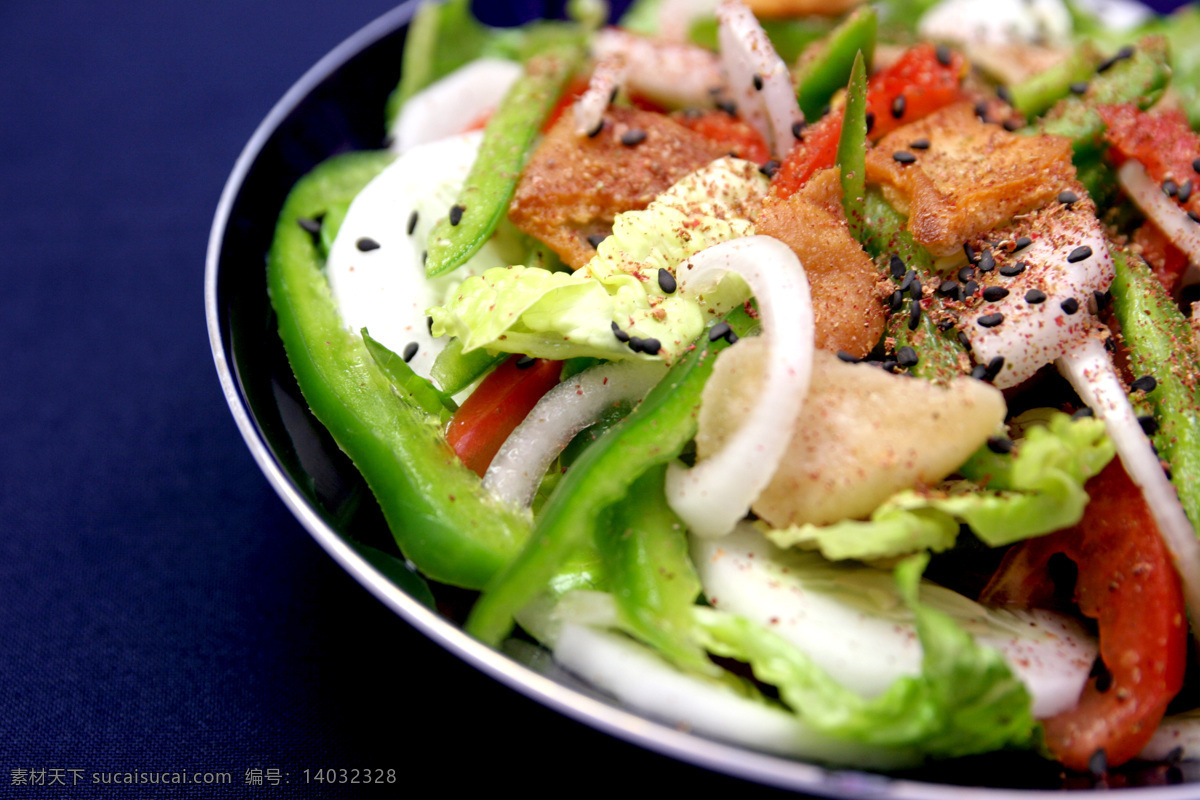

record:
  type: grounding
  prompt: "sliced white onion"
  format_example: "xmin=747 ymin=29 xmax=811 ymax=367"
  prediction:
xmin=389 ymin=58 xmax=521 ymax=154
xmin=1139 ymin=708 xmax=1200 ymax=761
xmin=546 ymin=591 xmax=922 ymax=768
xmin=572 ymin=55 xmax=629 ymax=137
xmin=483 ymin=361 xmax=668 ymax=507
xmin=656 ymin=0 xmax=722 ymax=41
xmin=963 ymin=211 xmax=1114 ymax=389
xmin=1057 ymin=338 xmax=1200 ymax=631
xmin=665 ymin=235 xmax=814 ymax=538
xmin=1119 ymin=159 xmax=1200 ymax=266
xmin=592 ymin=27 xmax=723 ymax=109
xmin=716 ymin=0 xmax=804 ymax=158
xmin=692 ymin=524 xmax=1098 ymax=719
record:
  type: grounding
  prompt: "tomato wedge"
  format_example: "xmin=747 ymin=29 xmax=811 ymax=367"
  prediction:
xmin=1132 ymin=220 xmax=1189 ymax=294
xmin=771 ymin=43 xmax=966 ymax=198
xmin=1100 ymin=104 xmax=1200 ymax=211
xmin=445 ymin=355 xmax=563 ymax=477
xmin=980 ymin=459 xmax=1187 ymax=771
xmin=673 ymin=109 xmax=771 ymax=164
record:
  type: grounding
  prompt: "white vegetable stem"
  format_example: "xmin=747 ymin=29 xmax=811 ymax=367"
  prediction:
xmin=716 ymin=0 xmax=804 ymax=158
xmin=483 ymin=361 xmax=667 ymax=507
xmin=666 ymin=235 xmax=815 ymax=538
xmin=1057 ymin=338 xmax=1200 ymax=631
xmin=1118 ymin=159 xmax=1200 ymax=266
xmin=573 ymin=55 xmax=629 ymax=137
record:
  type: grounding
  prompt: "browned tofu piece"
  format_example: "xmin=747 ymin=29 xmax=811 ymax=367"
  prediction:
xmin=864 ymin=102 xmax=1076 ymax=258
xmin=509 ymin=106 xmax=729 ymax=270
xmin=755 ymin=168 xmax=887 ymax=358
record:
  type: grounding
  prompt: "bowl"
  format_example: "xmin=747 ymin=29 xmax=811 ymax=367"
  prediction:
xmin=206 ymin=2 xmax=1199 ymax=795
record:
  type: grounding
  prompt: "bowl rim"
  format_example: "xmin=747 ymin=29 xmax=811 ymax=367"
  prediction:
xmin=204 ymin=4 xmax=1197 ymax=796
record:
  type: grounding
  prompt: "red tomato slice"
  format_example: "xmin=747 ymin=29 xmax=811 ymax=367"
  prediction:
xmin=1100 ymin=104 xmax=1200 ymax=216
xmin=445 ymin=355 xmax=563 ymax=477
xmin=980 ymin=459 xmax=1187 ymax=771
xmin=771 ymin=43 xmax=967 ymax=198
xmin=673 ymin=109 xmax=771 ymax=164
xmin=1133 ymin=221 xmax=1189 ymax=294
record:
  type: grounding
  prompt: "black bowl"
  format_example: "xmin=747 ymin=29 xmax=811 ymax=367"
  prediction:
xmin=206 ymin=3 xmax=1199 ymax=795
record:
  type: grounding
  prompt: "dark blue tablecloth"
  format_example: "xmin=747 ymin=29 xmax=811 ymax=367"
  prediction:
xmin=0 ymin=1 xmax=1187 ymax=797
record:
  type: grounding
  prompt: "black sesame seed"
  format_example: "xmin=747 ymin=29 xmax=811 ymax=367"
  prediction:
xmin=752 ymin=73 xmax=764 ymax=91
xmin=427 ymin=316 xmax=434 ymax=335
xmin=963 ymin=279 xmax=980 ymax=297
xmin=978 ymin=312 xmax=1004 ymax=328
xmin=1061 ymin=297 xmax=1080 ymax=314
xmin=999 ymin=261 xmax=1027 ymax=277
xmin=612 ymin=321 xmax=630 ymax=342
xmin=792 ymin=120 xmax=807 ymax=140
xmin=896 ymin=346 xmax=919 ymax=367
xmin=1013 ymin=235 xmax=1032 ymax=251
xmin=759 ymin=159 xmax=780 ymax=178
xmin=889 ymin=290 xmax=904 ymax=311
xmin=1066 ymin=245 xmax=1092 ymax=263
xmin=297 ymin=216 xmax=322 ymax=235
xmin=909 ymin=138 xmax=931 ymax=150
xmin=1088 ymin=748 xmax=1109 ymax=778
xmin=1025 ymin=288 xmax=1047 ymax=304
xmin=984 ymin=355 xmax=1005 ymax=381
xmin=627 ymin=336 xmax=644 ymax=353
xmin=1193 ymin=158 xmax=1200 ymax=175
xmin=996 ymin=85 xmax=1013 ymax=104
xmin=1069 ymin=81 xmax=1089 ymax=95
xmin=1072 ymin=406 xmax=1094 ymax=419
xmin=889 ymin=254 xmax=906 ymax=279
xmin=970 ymin=364 xmax=988 ymax=380
xmin=908 ymin=300 xmax=922 ymax=330
xmin=898 ymin=269 xmax=917 ymax=293
xmin=958 ymin=265 xmax=976 ymax=283
xmin=657 ymin=268 xmax=677 ymax=294
xmin=402 ymin=342 xmax=419 ymax=363
xmin=820 ymin=103 xmax=831 ymax=117
xmin=936 ymin=44 xmax=952 ymax=66
xmin=1002 ymin=118 xmax=1023 ymax=132
xmin=974 ymin=100 xmax=989 ymax=121
xmin=609 ymin=85 xmax=620 ymax=104
xmin=407 ymin=209 xmax=419 ymax=235
xmin=1132 ymin=375 xmax=1158 ymax=393
xmin=1163 ymin=179 xmax=1179 ymax=197
xmin=937 ymin=317 xmax=956 ymax=331
xmin=716 ymin=99 xmax=737 ymax=116
xmin=865 ymin=111 xmax=875 ymax=134
xmin=938 ymin=279 xmax=961 ymax=297
xmin=1097 ymin=45 xmax=1134 ymax=74
xmin=964 ymin=243 xmax=978 ymax=263
xmin=1092 ymin=657 xmax=1113 ymax=693
xmin=893 ymin=150 xmax=917 ymax=164
xmin=958 ymin=330 xmax=973 ymax=351
xmin=891 ymin=94 xmax=906 ymax=119
xmin=708 ymin=322 xmax=731 ymax=342
xmin=1180 ymin=179 xmax=1194 ymax=204
xmin=1189 ymin=210 xmax=1200 ymax=223
xmin=837 ymin=350 xmax=861 ymax=363
xmin=908 ymin=277 xmax=923 ymax=301
xmin=356 ymin=236 xmax=381 ymax=252
xmin=641 ymin=337 xmax=662 ymax=354
xmin=587 ymin=119 xmax=605 ymax=138
xmin=422 ymin=250 xmax=428 ymax=265
xmin=987 ymin=436 xmax=1015 ymax=454
xmin=978 ymin=251 xmax=995 ymax=272
xmin=1139 ymin=415 xmax=1159 ymax=435
xmin=725 ymin=330 xmax=739 ymax=345
xmin=587 ymin=232 xmax=608 ymax=249
xmin=1058 ymin=190 xmax=1079 ymax=206
xmin=448 ymin=204 xmax=465 ymax=226
xmin=982 ymin=286 xmax=1009 ymax=301
xmin=621 ymin=128 xmax=648 ymax=146
xmin=515 ymin=354 xmax=536 ymax=369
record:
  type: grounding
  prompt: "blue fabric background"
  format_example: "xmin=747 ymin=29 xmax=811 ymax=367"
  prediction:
xmin=0 ymin=0 xmax=1187 ymax=797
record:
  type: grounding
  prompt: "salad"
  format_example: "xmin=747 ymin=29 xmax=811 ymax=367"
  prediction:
xmin=265 ymin=0 xmax=1200 ymax=784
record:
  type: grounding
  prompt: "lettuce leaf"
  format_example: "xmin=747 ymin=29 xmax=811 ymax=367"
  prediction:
xmin=695 ymin=555 xmax=1037 ymax=758
xmin=767 ymin=412 xmax=1114 ymax=560
xmin=427 ymin=158 xmax=767 ymax=364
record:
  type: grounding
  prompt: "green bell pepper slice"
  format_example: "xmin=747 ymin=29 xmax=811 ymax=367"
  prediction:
xmin=267 ymin=151 xmax=530 ymax=589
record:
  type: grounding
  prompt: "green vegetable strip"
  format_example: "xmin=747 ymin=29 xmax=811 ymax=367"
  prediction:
xmin=466 ymin=316 xmax=746 ymax=645
xmin=268 ymin=151 xmax=530 ymax=589
xmin=837 ymin=50 xmax=868 ymax=244
xmin=1109 ymin=248 xmax=1200 ymax=529
xmin=794 ymin=8 xmax=876 ymax=122
xmin=361 ymin=329 xmax=457 ymax=423
xmin=1008 ymin=43 xmax=1102 ymax=120
xmin=596 ymin=464 xmax=717 ymax=677
xmin=1038 ymin=36 xmax=1171 ymax=163
xmin=860 ymin=189 xmax=964 ymax=383
xmin=430 ymin=337 xmax=505 ymax=396
xmin=424 ymin=43 xmax=584 ymax=278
